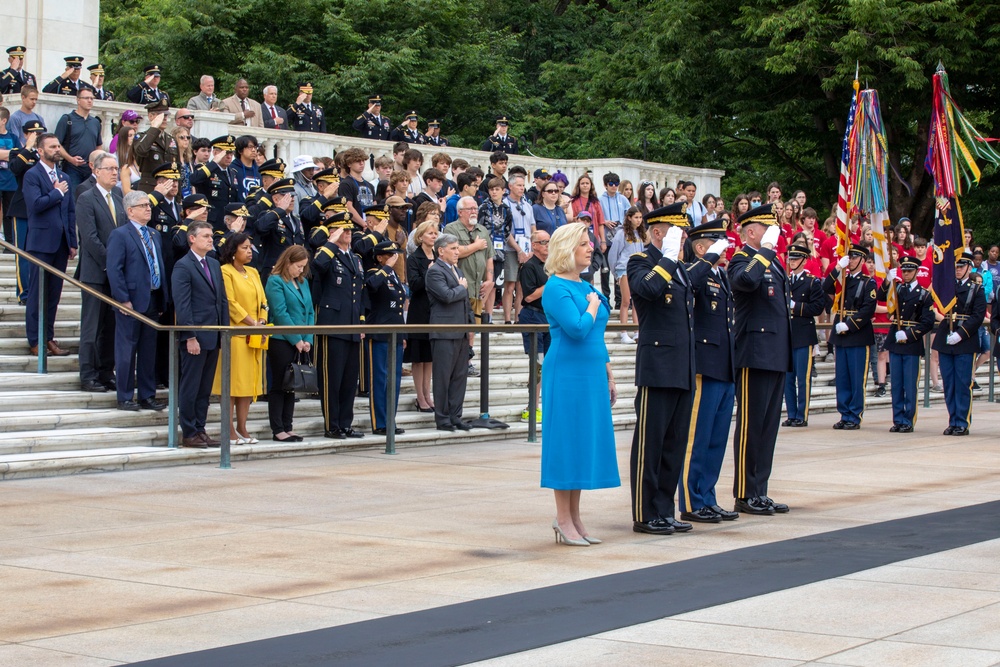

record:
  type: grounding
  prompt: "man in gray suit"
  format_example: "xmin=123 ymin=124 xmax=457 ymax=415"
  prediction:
xmin=75 ymin=151 xmax=124 ymax=392
xmin=426 ymin=233 xmax=475 ymax=431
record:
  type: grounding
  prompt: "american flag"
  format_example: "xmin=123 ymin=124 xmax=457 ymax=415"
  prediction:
xmin=832 ymin=78 xmax=859 ymax=314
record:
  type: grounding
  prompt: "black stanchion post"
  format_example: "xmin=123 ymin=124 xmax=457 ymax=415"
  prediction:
xmin=220 ymin=330 xmax=232 ymax=469
xmin=479 ymin=327 xmax=490 ymax=417
xmin=990 ymin=332 xmax=996 ymax=403
xmin=923 ymin=334 xmax=931 ymax=409
xmin=385 ymin=331 xmax=397 ymax=455
xmin=168 ymin=329 xmax=178 ymax=447
xmin=528 ymin=330 xmax=538 ymax=443
xmin=37 ymin=269 xmax=47 ymax=374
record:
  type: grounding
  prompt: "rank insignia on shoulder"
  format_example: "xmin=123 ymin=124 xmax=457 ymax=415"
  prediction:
xmin=631 ymin=252 xmax=647 ymax=258
xmin=870 ymin=289 xmax=877 ymax=298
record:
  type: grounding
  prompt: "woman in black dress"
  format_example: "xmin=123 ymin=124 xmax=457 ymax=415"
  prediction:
xmin=405 ymin=219 xmax=439 ymax=412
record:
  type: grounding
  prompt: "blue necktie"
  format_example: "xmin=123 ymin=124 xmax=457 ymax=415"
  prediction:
xmin=138 ymin=226 xmax=161 ymax=289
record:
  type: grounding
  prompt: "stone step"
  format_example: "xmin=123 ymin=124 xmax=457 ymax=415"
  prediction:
xmin=0 ymin=320 xmax=80 ymax=339
xmin=0 ymin=337 xmax=80 ymax=354
xmin=0 ymin=426 xmax=157 ymax=455
xmin=0 ymin=304 xmax=83 ymax=322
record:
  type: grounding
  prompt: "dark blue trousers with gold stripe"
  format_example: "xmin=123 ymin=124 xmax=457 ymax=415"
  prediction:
xmin=939 ymin=352 xmax=974 ymax=430
xmin=783 ymin=346 xmax=813 ymax=423
xmin=12 ymin=216 xmax=29 ymax=303
xmin=318 ymin=336 xmax=360 ymax=433
xmin=834 ymin=346 xmax=869 ymax=425
xmin=367 ymin=338 xmax=403 ymax=431
xmin=679 ymin=375 xmax=734 ymax=513
xmin=630 ymin=386 xmax=692 ymax=523
xmin=889 ymin=352 xmax=921 ymax=428
xmin=733 ymin=368 xmax=783 ymax=500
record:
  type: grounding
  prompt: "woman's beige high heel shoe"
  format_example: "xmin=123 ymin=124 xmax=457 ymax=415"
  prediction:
xmin=552 ymin=520 xmax=589 ymax=547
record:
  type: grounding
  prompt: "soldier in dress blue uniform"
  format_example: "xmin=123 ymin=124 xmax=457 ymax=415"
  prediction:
xmin=42 ymin=56 xmax=84 ymax=95
xmin=366 ymin=241 xmax=407 ymax=436
xmin=626 ymin=203 xmax=696 ymax=535
xmin=148 ymin=162 xmax=182 ymax=237
xmin=1 ymin=46 xmax=38 ymax=94
xmin=299 ymin=167 xmax=341 ymax=236
xmin=86 ymin=64 xmax=114 ymax=100
xmin=880 ymin=256 xmax=936 ymax=433
xmin=286 ymin=82 xmax=326 ymax=133
xmin=171 ymin=194 xmax=213 ymax=269
xmin=783 ymin=243 xmax=827 ymax=427
xmin=424 ymin=119 xmax=449 ymax=147
xmin=8 ymin=120 xmax=46 ymax=304
xmin=822 ymin=244 xmax=877 ymax=430
xmin=246 ymin=158 xmax=285 ymax=228
xmin=126 ymin=64 xmax=169 ymax=105
xmin=389 ymin=111 xmax=426 ymax=144
xmin=189 ymin=135 xmax=238 ymax=233
xmin=255 ymin=178 xmax=301 ymax=278
xmin=677 ymin=219 xmax=740 ymax=524
xmin=352 ymin=95 xmax=391 ymax=141
xmin=728 ymin=203 xmax=792 ymax=516
xmin=312 ymin=217 xmax=367 ymax=440
xmin=307 ymin=201 xmax=349 ymax=252
xmin=481 ymin=116 xmax=518 ymax=154
xmin=354 ymin=204 xmax=391 ymax=273
xmin=933 ymin=250 xmax=986 ymax=436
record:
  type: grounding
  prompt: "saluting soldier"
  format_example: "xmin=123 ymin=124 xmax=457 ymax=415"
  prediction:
xmin=148 ymin=163 xmax=182 ymax=236
xmin=1 ymin=46 xmax=38 ymax=94
xmin=389 ymin=111 xmax=426 ymax=144
xmin=354 ymin=204 xmax=391 ymax=273
xmin=881 ymin=256 xmax=935 ymax=433
xmin=365 ymin=241 xmax=407 ymax=436
xmin=481 ymin=116 xmax=518 ymax=154
xmin=246 ymin=158 xmax=285 ymax=226
xmin=307 ymin=199 xmax=349 ymax=252
xmin=728 ymin=203 xmax=792 ymax=516
xmin=8 ymin=120 xmax=46 ymax=304
xmin=299 ymin=167 xmax=341 ymax=236
xmin=312 ymin=218 xmax=367 ymax=440
xmin=132 ymin=100 xmax=179 ymax=194
xmin=286 ymin=82 xmax=326 ymax=133
xmin=126 ymin=64 xmax=169 ymax=105
xmin=352 ymin=95 xmax=391 ymax=141
xmin=42 ymin=56 xmax=84 ymax=95
xmin=934 ymin=250 xmax=986 ymax=436
xmin=678 ymin=219 xmax=740 ymax=525
xmin=189 ymin=135 xmax=238 ymax=232
xmin=256 ymin=178 xmax=301 ymax=278
xmin=424 ymin=119 xmax=449 ymax=147
xmin=215 ymin=202 xmax=260 ymax=267
xmin=626 ymin=203 xmax=695 ymax=535
xmin=823 ymin=243 xmax=877 ymax=430
xmin=783 ymin=243 xmax=827 ymax=427
xmin=86 ymin=64 xmax=114 ymax=100
xmin=170 ymin=194 xmax=213 ymax=272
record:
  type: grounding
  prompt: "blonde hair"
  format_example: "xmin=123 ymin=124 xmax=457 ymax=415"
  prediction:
xmin=544 ymin=222 xmax=589 ymax=276
xmin=414 ymin=219 xmax=439 ymax=246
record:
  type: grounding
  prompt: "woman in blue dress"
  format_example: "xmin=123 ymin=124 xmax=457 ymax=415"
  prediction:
xmin=541 ymin=222 xmax=620 ymax=546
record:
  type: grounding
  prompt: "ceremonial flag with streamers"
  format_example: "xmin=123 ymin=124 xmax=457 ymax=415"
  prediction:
xmin=925 ymin=63 xmax=1000 ymax=313
xmin=832 ymin=78 xmax=859 ymax=314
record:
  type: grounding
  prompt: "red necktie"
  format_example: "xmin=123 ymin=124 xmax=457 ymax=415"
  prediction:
xmin=270 ymin=106 xmax=276 ymax=120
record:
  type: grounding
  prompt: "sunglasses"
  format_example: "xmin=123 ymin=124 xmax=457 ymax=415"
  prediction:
xmin=607 ymin=182 xmax=619 ymax=187
xmin=543 ymin=189 xmax=560 ymax=194
xmin=176 ymin=115 xmax=194 ymax=121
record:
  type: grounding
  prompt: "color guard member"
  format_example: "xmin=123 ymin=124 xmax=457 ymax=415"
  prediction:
xmin=783 ymin=243 xmax=827 ymax=427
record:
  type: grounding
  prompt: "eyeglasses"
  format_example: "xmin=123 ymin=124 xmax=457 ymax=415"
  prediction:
xmin=96 ymin=166 xmax=119 ymax=171
xmin=607 ymin=182 xmax=619 ymax=187
xmin=533 ymin=240 xmax=549 ymax=245
xmin=176 ymin=115 xmax=193 ymax=121
xmin=130 ymin=203 xmax=151 ymax=209
xmin=176 ymin=135 xmax=190 ymax=140
xmin=543 ymin=189 xmax=560 ymax=194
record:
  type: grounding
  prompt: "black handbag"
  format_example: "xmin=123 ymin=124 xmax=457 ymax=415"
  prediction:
xmin=282 ymin=352 xmax=318 ymax=393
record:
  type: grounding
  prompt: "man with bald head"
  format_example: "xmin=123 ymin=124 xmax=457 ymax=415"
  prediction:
xmin=74 ymin=148 xmax=109 ymax=202
xmin=222 ymin=78 xmax=263 ymax=128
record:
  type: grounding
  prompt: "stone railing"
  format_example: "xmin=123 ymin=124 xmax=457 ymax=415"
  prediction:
xmin=5 ymin=92 xmax=725 ymax=194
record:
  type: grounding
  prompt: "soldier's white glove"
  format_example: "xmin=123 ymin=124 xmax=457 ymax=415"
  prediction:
xmin=947 ymin=331 xmax=961 ymax=345
xmin=895 ymin=330 xmax=908 ymax=343
xmin=835 ymin=322 xmax=849 ymax=334
xmin=760 ymin=225 xmax=780 ymax=249
xmin=661 ymin=226 xmax=683 ymax=262
xmin=886 ymin=268 xmax=897 ymax=282
xmin=707 ymin=239 xmax=729 ymax=257
xmin=837 ymin=256 xmax=851 ymax=269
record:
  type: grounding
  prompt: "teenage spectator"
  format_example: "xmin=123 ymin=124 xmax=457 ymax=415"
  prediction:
xmin=792 ymin=189 xmax=807 ymax=207
xmin=570 ymin=173 xmax=606 ymax=239
xmin=798 ymin=207 xmax=826 ymax=255
xmin=730 ymin=193 xmax=749 ymax=221
xmin=532 ymin=180 xmax=567 ymax=234
xmin=265 ymin=246 xmax=313 ymax=442
xmin=597 ymin=172 xmax=629 ymax=301
xmin=186 ymin=75 xmax=226 ymax=111
xmin=371 ymin=154 xmax=394 ymax=192
xmin=287 ymin=82 xmax=326 ymax=133
xmin=635 ymin=181 xmax=658 ymax=214
xmin=261 ymin=85 xmax=287 ymax=129
xmin=171 ymin=126 xmax=196 ymax=197
xmin=482 ymin=116 xmax=518 ymax=154
xmin=607 ymin=206 xmax=648 ymax=343
xmin=75 ymin=151 xmax=124 ymax=393
xmin=413 ymin=168 xmax=445 ymax=212
xmin=702 ymin=194 xmax=718 ymax=221
xmin=518 ymin=229 xmax=550 ymax=419
xmin=406 ymin=220 xmax=439 ymax=412
xmin=1 ymin=46 xmax=37 ymax=94
xmin=505 ymin=173 xmax=535 ymax=321
xmin=540 ymin=222 xmax=618 ymax=546
xmin=391 ymin=142 xmax=408 ymax=170
xmin=983 ymin=245 xmax=1000 ymax=284
xmin=86 ymin=63 xmax=114 ymax=100
xmin=43 ymin=56 xmax=84 ymax=95
xmin=126 ymin=64 xmax=169 ymax=105
xmin=526 ymin=168 xmax=550 ymax=205
xmin=23 ymin=133 xmax=76 ymax=356
xmin=715 ymin=196 xmax=726 ymax=215
xmin=172 ymin=222 xmax=226 ymax=447
xmin=478 ymin=177 xmax=514 ymax=322
xmin=425 ymin=119 xmax=448 ymax=146
xmin=114 ymin=125 xmax=140 ymax=194
xmin=679 ymin=181 xmax=708 ymax=225
xmin=105 ymin=189 xmax=168 ymax=411
xmin=444 ymin=196 xmax=491 ymax=327
xmin=426 ymin=233 xmax=475 ymax=430
xmin=660 ymin=187 xmax=677 ymax=205
xmin=228 ymin=135 xmax=261 ymax=201
xmin=620 ymin=180 xmax=634 ymax=204
xmin=387 ymin=170 xmax=412 ymax=204
xmin=189 ymin=134 xmax=237 ymax=231
xmin=402 ymin=149 xmax=425 ymax=198
xmin=133 ymin=100 xmax=178 ymax=193
xmin=766 ymin=181 xmax=782 ymax=203
xmin=747 ymin=190 xmax=763 ymax=208
xmin=8 ymin=85 xmax=43 ymax=148
xmin=339 ymin=147 xmax=376 ymax=227
xmin=478 ymin=151 xmax=509 ymax=199
xmin=722 ymin=211 xmax=742 ymax=261
xmin=108 ymin=110 xmax=140 ymax=154
xmin=389 ymin=110 xmax=426 ymax=144
xmin=446 ymin=172 xmax=477 ymax=224
xmin=912 ymin=237 xmax=932 ymax=288
xmin=353 ymin=94 xmax=391 ymax=140
xmin=290 ymin=155 xmax=318 ymax=204
xmin=53 ymin=88 xmax=102 ymax=190
xmin=429 ymin=152 xmax=454 ymax=197
xmin=211 ymin=232 xmax=267 ymax=443
xmin=221 ymin=79 xmax=263 ymax=128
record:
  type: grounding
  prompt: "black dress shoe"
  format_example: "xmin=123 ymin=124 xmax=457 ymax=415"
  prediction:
xmin=832 ymin=420 xmax=847 ymax=429
xmin=436 ymin=424 xmax=456 ymax=432
xmin=138 ymin=398 xmax=167 ymax=411
xmin=781 ymin=418 xmax=795 ymax=427
xmin=709 ymin=505 xmax=740 ymax=521
xmin=357 ymin=390 xmax=370 ymax=398
xmin=102 ymin=380 xmax=117 ymax=391
xmin=680 ymin=507 xmax=722 ymax=523
xmin=842 ymin=421 xmax=860 ymax=430
xmin=81 ymin=381 xmax=108 ymax=393
xmin=341 ymin=428 xmax=364 ymax=438
xmin=661 ymin=517 xmax=693 ymax=532
xmin=943 ymin=426 xmax=955 ymax=435
xmin=952 ymin=427 xmax=969 ymax=436
xmin=761 ymin=496 xmax=789 ymax=513
xmin=898 ymin=424 xmax=913 ymax=433
xmin=373 ymin=427 xmax=406 ymax=436
xmin=117 ymin=400 xmax=141 ymax=412
xmin=889 ymin=424 xmax=901 ymax=432
xmin=794 ymin=419 xmax=807 ymax=427
xmin=632 ymin=519 xmax=675 ymax=535
xmin=735 ymin=497 xmax=775 ymax=515
xmin=453 ymin=421 xmax=474 ymax=431
xmin=324 ymin=430 xmax=346 ymax=439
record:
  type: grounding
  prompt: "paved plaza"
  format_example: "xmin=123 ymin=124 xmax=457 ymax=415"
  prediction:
xmin=1 ymin=403 xmax=999 ymax=666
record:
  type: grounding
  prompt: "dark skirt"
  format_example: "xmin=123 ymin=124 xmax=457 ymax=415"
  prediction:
xmin=404 ymin=338 xmax=433 ymax=363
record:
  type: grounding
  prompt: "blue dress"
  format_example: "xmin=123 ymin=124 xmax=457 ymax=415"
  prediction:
xmin=540 ymin=276 xmax=620 ymax=490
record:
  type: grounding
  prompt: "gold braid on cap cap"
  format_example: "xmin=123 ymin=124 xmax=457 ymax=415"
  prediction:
xmin=741 ymin=211 xmax=778 ymax=226
xmin=646 ymin=214 xmax=690 ymax=227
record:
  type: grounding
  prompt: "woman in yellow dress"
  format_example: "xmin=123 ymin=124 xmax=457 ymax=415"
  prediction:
xmin=213 ymin=232 xmax=267 ymax=444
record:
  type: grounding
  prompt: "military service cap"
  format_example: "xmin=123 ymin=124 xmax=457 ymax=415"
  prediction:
xmin=143 ymin=64 xmax=162 ymax=76
xmin=368 ymin=95 xmax=383 ymax=105
xmin=404 ymin=110 xmax=419 ymax=121
xmin=737 ymin=202 xmax=778 ymax=228
xmin=225 ymin=203 xmax=250 ymax=218
xmin=298 ymin=81 xmax=314 ymax=94
xmin=6 ymin=46 xmax=27 ymax=58
xmin=495 ymin=116 xmax=511 ymax=125
xmin=787 ymin=244 xmax=811 ymax=259
xmin=312 ymin=167 xmax=340 ymax=184
xmin=322 ymin=196 xmax=349 ymax=213
xmin=848 ymin=245 xmax=870 ymax=260
xmin=210 ymin=135 xmax=237 ymax=152
xmin=267 ymin=178 xmax=295 ymax=195
xmin=259 ymin=159 xmax=286 ymax=178
xmin=327 ymin=212 xmax=353 ymax=229
xmin=145 ymin=99 xmax=170 ymax=114
xmin=898 ymin=256 xmax=921 ymax=271
xmin=152 ymin=162 xmax=181 ymax=180
xmin=21 ymin=120 xmax=45 ymax=134
xmin=363 ymin=203 xmax=391 ymax=220
xmin=688 ymin=218 xmax=728 ymax=241
xmin=957 ymin=250 xmax=975 ymax=266
xmin=374 ymin=241 xmax=403 ymax=256
xmin=427 ymin=119 xmax=441 ymax=128
xmin=64 ymin=56 xmax=84 ymax=68
xmin=182 ymin=194 xmax=211 ymax=210
xmin=87 ymin=63 xmax=106 ymax=76
xmin=644 ymin=202 xmax=690 ymax=228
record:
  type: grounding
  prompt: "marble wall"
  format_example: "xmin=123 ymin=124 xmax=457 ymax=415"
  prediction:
xmin=1 ymin=0 xmax=101 ymax=88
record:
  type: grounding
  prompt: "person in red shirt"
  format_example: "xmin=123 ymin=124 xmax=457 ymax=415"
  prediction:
xmin=721 ymin=211 xmax=742 ymax=261
xmin=798 ymin=207 xmax=827 ymax=255
xmin=913 ymin=237 xmax=932 ymax=289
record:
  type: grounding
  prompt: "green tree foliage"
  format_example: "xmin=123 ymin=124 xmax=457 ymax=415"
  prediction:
xmin=100 ymin=0 xmax=999 ymax=238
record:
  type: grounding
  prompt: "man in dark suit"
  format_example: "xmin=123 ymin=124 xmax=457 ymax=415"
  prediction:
xmin=76 ymin=151 xmax=125 ymax=392
xmin=106 ymin=190 xmax=169 ymax=411
xmin=172 ymin=221 xmax=229 ymax=447
xmin=261 ymin=85 xmax=288 ymax=130
xmin=426 ymin=233 xmax=475 ymax=431
xmin=23 ymin=133 xmax=77 ymax=357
